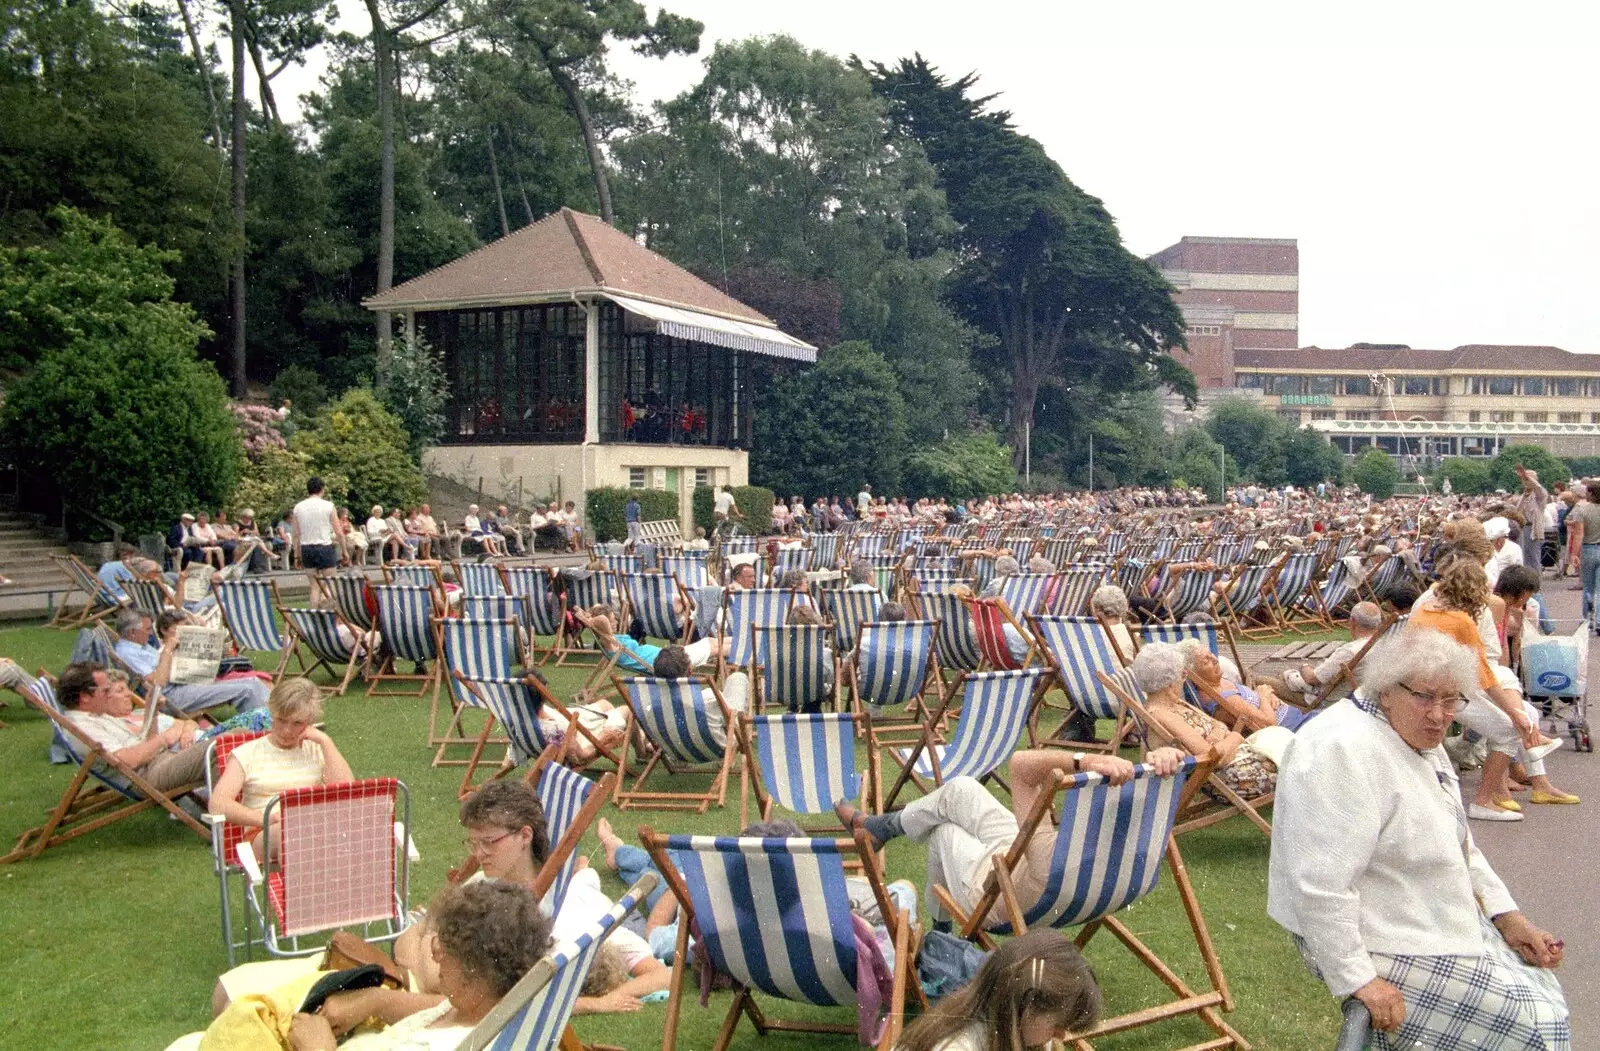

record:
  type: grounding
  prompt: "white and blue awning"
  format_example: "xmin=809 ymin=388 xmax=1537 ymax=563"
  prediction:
xmin=606 ymin=293 xmax=817 ymax=363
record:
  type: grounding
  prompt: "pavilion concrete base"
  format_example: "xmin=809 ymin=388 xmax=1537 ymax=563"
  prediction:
xmin=423 ymin=442 xmax=748 ymax=534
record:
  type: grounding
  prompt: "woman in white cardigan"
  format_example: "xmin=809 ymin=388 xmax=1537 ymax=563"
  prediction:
xmin=1268 ymin=631 xmax=1569 ymax=1050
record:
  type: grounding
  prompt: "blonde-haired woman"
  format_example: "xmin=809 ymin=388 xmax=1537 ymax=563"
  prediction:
xmin=208 ymin=677 xmax=354 ymax=849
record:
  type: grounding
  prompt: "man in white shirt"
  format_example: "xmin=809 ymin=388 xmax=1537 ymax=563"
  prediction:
xmin=1256 ymin=601 xmax=1384 ymax=705
xmin=857 ymin=484 xmax=871 ymax=515
xmin=713 ymin=485 xmax=739 ymax=524
xmin=57 ymin=661 xmax=208 ymax=793
xmin=291 ymin=476 xmax=339 ymax=604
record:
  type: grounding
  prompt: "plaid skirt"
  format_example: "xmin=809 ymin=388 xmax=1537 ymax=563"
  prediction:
xmin=1295 ymin=913 xmax=1569 ymax=1050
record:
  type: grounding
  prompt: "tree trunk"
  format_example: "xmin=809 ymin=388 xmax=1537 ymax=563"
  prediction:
xmin=485 ymin=127 xmax=510 ymax=237
xmin=514 ymin=164 xmax=535 ymax=225
xmin=228 ymin=0 xmax=248 ymax=397
xmin=366 ymin=0 xmax=395 ymax=361
xmin=246 ymin=28 xmax=281 ymax=126
xmin=549 ymin=65 xmax=614 ymax=225
xmin=175 ymin=0 xmax=225 ymax=150
xmin=1010 ymin=367 xmax=1038 ymax=473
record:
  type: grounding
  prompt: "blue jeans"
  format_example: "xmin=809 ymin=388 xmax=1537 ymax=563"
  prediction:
xmin=1581 ymin=546 xmax=1600 ymax=629
xmin=615 ymin=844 xmax=667 ymax=913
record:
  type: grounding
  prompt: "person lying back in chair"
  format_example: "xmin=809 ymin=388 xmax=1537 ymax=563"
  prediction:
xmin=57 ymin=662 xmax=209 ymax=794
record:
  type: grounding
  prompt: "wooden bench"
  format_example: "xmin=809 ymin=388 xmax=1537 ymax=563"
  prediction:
xmin=636 ymin=519 xmax=684 ymax=551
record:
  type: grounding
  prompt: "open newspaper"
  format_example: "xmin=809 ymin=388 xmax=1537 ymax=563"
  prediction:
xmin=171 ymin=624 xmax=229 ymax=685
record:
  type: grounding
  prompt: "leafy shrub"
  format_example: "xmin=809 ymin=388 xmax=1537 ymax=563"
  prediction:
xmin=734 ymin=485 xmax=775 ymax=535
xmin=904 ymin=430 xmax=1017 ymax=501
xmin=585 ymin=487 xmax=679 ymax=543
xmin=0 ymin=212 xmax=241 ymax=535
xmin=1433 ymin=457 xmax=1493 ymax=495
xmin=1563 ymin=457 xmax=1600 ymax=480
xmin=230 ymin=446 xmax=349 ymax=523
xmin=1351 ymin=449 xmax=1401 ymax=499
xmin=268 ymin=364 xmax=329 ymax=417
xmin=1489 ymin=444 xmax=1570 ymax=493
xmin=231 ymin=402 xmax=288 ymax=463
xmin=692 ymin=486 xmax=715 ymax=533
xmin=377 ymin=332 xmax=448 ymax=458
xmin=292 ymin=388 xmax=426 ymax=512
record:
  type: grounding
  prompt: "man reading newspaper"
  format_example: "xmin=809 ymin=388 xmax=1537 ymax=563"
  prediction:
xmin=112 ymin=609 xmax=268 ymax=716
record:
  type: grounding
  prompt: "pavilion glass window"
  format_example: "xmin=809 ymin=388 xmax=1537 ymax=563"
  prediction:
xmin=1341 ymin=377 xmax=1372 ymax=396
xmin=1307 ymin=375 xmax=1337 ymax=395
xmin=1400 ymin=377 xmax=1431 ymax=396
xmin=1267 ymin=375 xmax=1304 ymax=396
xmin=1521 ymin=377 xmax=1546 ymax=396
xmin=1555 ymin=378 xmax=1581 ymax=397
xmin=597 ymin=304 xmax=750 ymax=448
xmin=1488 ymin=377 xmax=1516 ymax=396
xmin=427 ymin=305 xmax=586 ymax=443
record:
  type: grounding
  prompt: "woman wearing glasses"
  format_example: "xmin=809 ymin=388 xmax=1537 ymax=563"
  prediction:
xmin=1269 ymin=631 xmax=1568 ymax=1051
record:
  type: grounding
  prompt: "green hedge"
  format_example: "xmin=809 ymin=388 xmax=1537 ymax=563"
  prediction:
xmin=692 ymin=484 xmax=776 ymax=535
xmin=585 ymin=487 xmax=679 ymax=543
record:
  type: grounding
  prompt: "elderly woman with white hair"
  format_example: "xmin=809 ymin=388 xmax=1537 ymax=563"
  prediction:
xmin=1268 ymin=632 xmax=1569 ymax=1050
xmin=1129 ymin=643 xmax=1277 ymax=800
xmin=1088 ymin=584 xmax=1136 ymax=659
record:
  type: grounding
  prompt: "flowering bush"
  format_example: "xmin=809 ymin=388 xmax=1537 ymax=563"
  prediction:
xmin=231 ymin=402 xmax=288 ymax=463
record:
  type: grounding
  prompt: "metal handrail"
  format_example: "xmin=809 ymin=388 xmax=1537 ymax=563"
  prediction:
xmin=61 ymin=499 xmax=123 ymax=548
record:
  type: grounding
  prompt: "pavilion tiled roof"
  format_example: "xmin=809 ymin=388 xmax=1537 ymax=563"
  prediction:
xmin=1235 ymin=344 xmax=1600 ymax=374
xmin=362 ymin=207 xmax=772 ymax=324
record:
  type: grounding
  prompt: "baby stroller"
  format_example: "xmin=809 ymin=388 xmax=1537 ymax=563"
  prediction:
xmin=1521 ymin=627 xmax=1592 ymax=752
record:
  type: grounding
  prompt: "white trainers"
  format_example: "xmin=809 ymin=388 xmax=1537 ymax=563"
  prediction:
xmin=1525 ymin=738 xmax=1564 ymax=763
xmin=1467 ymin=803 xmax=1524 ymax=822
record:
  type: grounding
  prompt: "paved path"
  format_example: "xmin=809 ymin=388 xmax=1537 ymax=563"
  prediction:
xmin=1464 ymin=577 xmax=1595 ymax=1042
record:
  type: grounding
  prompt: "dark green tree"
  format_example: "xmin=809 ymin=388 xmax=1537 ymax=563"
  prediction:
xmin=1352 ymin=448 xmax=1401 ymax=499
xmin=1203 ymin=397 xmax=1288 ymax=477
xmin=1434 ymin=457 xmax=1494 ymax=495
xmin=1281 ymin=427 xmax=1345 ymax=488
xmin=904 ymin=431 xmax=1017 ymax=500
xmin=1489 ymin=444 xmax=1570 ymax=492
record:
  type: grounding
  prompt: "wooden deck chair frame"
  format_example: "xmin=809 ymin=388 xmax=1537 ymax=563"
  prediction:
xmin=964 ymin=595 xmax=1040 ymax=671
xmin=435 ymin=616 xmax=524 ymax=764
xmin=1097 ymin=671 xmax=1273 ymax=839
xmin=613 ymin=675 xmax=742 ymax=813
xmin=739 ymin=711 xmax=863 ymax=833
xmin=933 ymin=759 xmax=1250 ymax=1051
xmin=366 ymin=585 xmax=443 ymax=701
xmin=750 ymin=622 xmax=840 ymax=715
xmin=551 ymin=572 xmax=615 ymax=667
xmin=47 ymin=552 xmax=127 ymax=629
xmin=456 ymin=672 xmax=629 ymax=795
xmin=1222 ymin=559 xmax=1287 ymax=640
xmin=1027 ymin=614 xmax=1134 ymax=755
xmin=278 ymin=606 xmax=364 ymax=696
xmin=123 ymin=576 xmax=179 ymax=620
xmin=1277 ymin=613 xmax=1395 ymax=712
xmin=850 ymin=619 xmax=943 ymax=809
xmin=640 ymin=827 xmax=915 ymax=1051
xmin=1 ymin=680 xmax=209 ymax=863
xmin=1261 ymin=551 xmax=1325 ymax=634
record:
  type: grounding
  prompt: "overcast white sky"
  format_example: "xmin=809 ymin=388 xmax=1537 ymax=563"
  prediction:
xmin=271 ymin=0 xmax=1600 ymax=354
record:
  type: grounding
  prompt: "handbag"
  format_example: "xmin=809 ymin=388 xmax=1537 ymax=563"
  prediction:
xmin=319 ymin=931 xmax=406 ymax=989
xmin=916 ymin=929 xmax=990 ymax=1000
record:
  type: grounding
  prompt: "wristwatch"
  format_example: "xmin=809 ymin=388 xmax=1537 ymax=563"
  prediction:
xmin=1072 ymin=752 xmax=1086 ymax=774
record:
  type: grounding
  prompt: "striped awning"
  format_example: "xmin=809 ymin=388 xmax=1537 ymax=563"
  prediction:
xmin=606 ymin=293 xmax=816 ymax=363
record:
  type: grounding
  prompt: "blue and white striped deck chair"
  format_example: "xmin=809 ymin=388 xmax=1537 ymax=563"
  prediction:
xmin=851 ymin=532 xmax=888 ymax=559
xmin=1150 ymin=537 xmax=1178 ymax=560
xmin=1139 ymin=620 xmax=1247 ymax=711
xmin=1161 ymin=567 xmax=1221 ymax=623
xmin=811 ymin=532 xmax=841 ymax=571
xmin=1361 ymin=554 xmax=1406 ymax=603
xmin=1265 ymin=551 xmax=1322 ymax=632
xmin=752 ymin=623 xmax=836 ymax=715
xmin=281 ymin=607 xmax=362 ymax=695
xmin=935 ymin=757 xmax=1247 ymax=1050
xmin=770 ymin=545 xmax=811 ymax=586
xmin=554 ymin=572 xmax=614 ymax=665
xmin=1048 ymin=565 xmax=1105 ymax=617
xmin=454 ymin=674 xmax=620 ymax=792
xmin=1101 ymin=531 xmax=1127 ymax=557
xmin=820 ymin=587 xmax=882 ymax=654
xmin=742 ymin=713 xmax=861 ymax=828
xmin=600 ymin=552 xmax=641 ymax=576
xmin=328 ymin=573 xmax=376 ymax=632
xmin=214 ymin=579 xmax=289 ymax=668
xmin=454 ymin=560 xmax=506 ymax=597
xmin=882 ymin=667 xmax=1052 ymax=811
xmin=437 ymin=616 xmax=522 ymax=763
xmin=1308 ymin=559 xmax=1356 ymax=629
xmin=1 ymin=675 xmax=209 ymax=863
xmin=917 ymin=590 xmax=983 ymax=676
xmin=47 ymin=552 xmax=128 ymax=629
xmin=721 ymin=588 xmax=800 ymax=673
xmin=967 ymin=554 xmax=997 ymax=594
xmin=369 ymin=585 xmax=441 ymax=701
xmin=1218 ymin=561 xmax=1277 ymax=639
xmin=997 ymin=573 xmax=1054 ymax=618
xmin=1028 ymin=616 xmax=1131 ymax=753
xmin=461 ymin=594 xmax=530 ymax=638
xmin=660 ymin=553 xmax=709 ymax=590
xmin=385 ymin=560 xmax=445 ymax=593
xmin=1004 ymin=537 xmax=1034 ymax=563
xmin=616 ymin=676 xmax=740 ymax=812
xmin=500 ymin=566 xmax=562 ymax=661
xmin=123 ymin=577 xmax=177 ymax=620
xmin=642 ymin=831 xmax=911 ymax=1051
xmin=852 ymin=620 xmax=937 ymax=716
xmin=1041 ymin=537 xmax=1077 ymax=568
xmin=457 ymin=875 xmax=655 ymax=1051
xmin=623 ymin=572 xmax=689 ymax=643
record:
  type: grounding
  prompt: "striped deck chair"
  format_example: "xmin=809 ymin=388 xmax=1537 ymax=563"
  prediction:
xmin=1028 ymin=616 xmax=1133 ymax=753
xmin=1 ymin=676 xmax=209 ymax=863
xmin=456 ymin=875 xmax=655 ymax=1051
xmin=1140 ymin=620 xmax=1248 ymax=692
xmin=1041 ymin=537 xmax=1077 ymax=568
xmin=660 ymin=553 xmax=709 ymax=589
xmin=47 ymin=553 xmax=127 ymax=629
xmin=852 ymin=620 xmax=940 ymax=811
xmin=454 ymin=673 xmax=624 ymax=794
xmin=851 ymin=551 xmax=901 ymax=599
xmin=437 ymin=616 xmax=523 ymax=763
xmin=214 ymin=579 xmax=289 ymax=669
xmin=500 ymin=566 xmax=563 ymax=662
xmin=640 ymin=830 xmax=913 ymax=1051
xmin=997 ymin=572 xmax=1054 ymax=618
xmin=811 ymin=532 xmax=842 ymax=571
xmin=384 ymin=560 xmax=446 ymax=594
xmin=965 ymin=596 xmax=1037 ymax=671
xmin=1264 ymin=550 xmax=1322 ymax=632
xmin=622 ymin=572 xmax=690 ymax=643
xmin=242 ymin=778 xmax=414 ymax=957
xmin=752 ymin=623 xmax=837 ymax=715
xmin=553 ymin=571 xmax=615 ymax=665
xmin=935 ymin=756 xmax=1247 ymax=1050
xmin=1097 ymin=671 xmax=1273 ymax=840
xmin=615 ymin=675 xmax=741 ymax=812
xmin=1003 ymin=536 xmax=1034 ymax=563
xmin=1048 ymin=565 xmax=1105 ymax=617
xmin=1361 ymin=553 xmax=1406 ymax=603
xmin=851 ymin=532 xmax=888 ymax=559
xmin=819 ymin=587 xmax=883 ymax=655
xmin=741 ymin=712 xmax=861 ymax=829
xmin=881 ymin=667 xmax=1053 ymax=811
xmin=1161 ymin=566 xmax=1222 ymax=623
xmin=600 ymin=552 xmax=642 ymax=576
xmin=280 ymin=608 xmax=363 ymax=695
xmin=206 ymin=730 xmax=269 ymax=965
xmin=124 ymin=577 xmax=178 ymax=620
xmin=771 ymin=545 xmax=811 ymax=585
xmin=368 ymin=585 xmax=441 ymax=702
xmin=721 ymin=587 xmax=802 ymax=673
xmin=328 ymin=573 xmax=376 ymax=632
xmin=917 ymin=590 xmax=983 ymax=676
xmin=1101 ymin=531 xmax=1127 ymax=556
xmin=966 ymin=554 xmax=997 ymax=594
xmin=1216 ymin=561 xmax=1278 ymax=639
xmin=461 ymin=594 xmax=530 ymax=638
xmin=1307 ymin=559 xmax=1357 ymax=628
xmin=454 ymin=560 xmax=506 ymax=597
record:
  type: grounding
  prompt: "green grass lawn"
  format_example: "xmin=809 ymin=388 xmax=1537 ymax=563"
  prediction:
xmin=0 ymin=620 xmax=1345 ymax=1050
